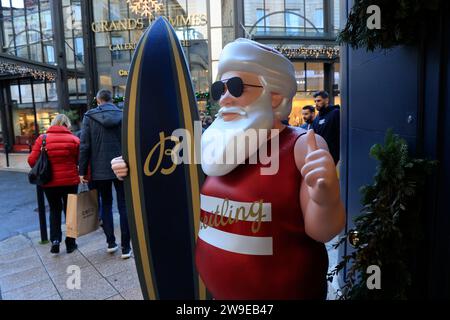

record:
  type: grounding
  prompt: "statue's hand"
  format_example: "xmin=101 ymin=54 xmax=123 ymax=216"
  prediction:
xmin=111 ymin=156 xmax=129 ymax=180
xmin=300 ymin=130 xmax=339 ymax=207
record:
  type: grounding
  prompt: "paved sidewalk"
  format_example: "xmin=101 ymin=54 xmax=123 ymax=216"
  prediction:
xmin=0 ymin=226 xmax=143 ymax=300
xmin=0 ymin=153 xmax=29 ymax=173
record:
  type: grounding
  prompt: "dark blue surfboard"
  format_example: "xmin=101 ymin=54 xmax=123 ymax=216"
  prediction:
xmin=122 ymin=17 xmax=206 ymax=300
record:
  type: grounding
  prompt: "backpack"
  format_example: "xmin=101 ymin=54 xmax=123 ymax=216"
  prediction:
xmin=28 ymin=134 xmax=52 ymax=186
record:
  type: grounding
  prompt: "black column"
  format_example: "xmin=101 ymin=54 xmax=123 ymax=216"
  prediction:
xmin=0 ymin=83 xmax=10 ymax=151
xmin=324 ymin=0 xmax=332 ymax=37
xmin=234 ymin=0 xmax=245 ymax=38
xmin=51 ymin=0 xmax=70 ymax=110
xmin=81 ymin=0 xmax=98 ymax=106
xmin=0 ymin=82 xmax=14 ymax=150
xmin=324 ymin=62 xmax=334 ymax=105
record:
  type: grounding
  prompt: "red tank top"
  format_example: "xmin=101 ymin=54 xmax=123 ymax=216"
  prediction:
xmin=195 ymin=126 xmax=328 ymax=299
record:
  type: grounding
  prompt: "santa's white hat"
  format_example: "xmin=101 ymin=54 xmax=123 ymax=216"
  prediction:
xmin=217 ymin=38 xmax=297 ymax=119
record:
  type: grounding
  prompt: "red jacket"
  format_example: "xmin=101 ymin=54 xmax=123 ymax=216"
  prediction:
xmin=28 ymin=126 xmax=80 ymax=188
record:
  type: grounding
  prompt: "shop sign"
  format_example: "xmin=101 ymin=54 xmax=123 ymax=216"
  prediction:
xmin=92 ymin=14 xmax=208 ymax=33
xmin=92 ymin=18 xmax=145 ymax=33
xmin=109 ymin=40 xmax=191 ymax=52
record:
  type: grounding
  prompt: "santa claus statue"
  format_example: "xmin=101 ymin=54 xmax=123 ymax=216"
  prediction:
xmin=112 ymin=38 xmax=345 ymax=300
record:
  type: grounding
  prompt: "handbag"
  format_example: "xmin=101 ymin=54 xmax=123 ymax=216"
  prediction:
xmin=28 ymin=134 xmax=52 ymax=185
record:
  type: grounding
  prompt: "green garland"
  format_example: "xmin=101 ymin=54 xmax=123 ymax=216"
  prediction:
xmin=339 ymin=0 xmax=445 ymax=51
xmin=328 ymin=130 xmax=437 ymax=299
xmin=195 ymin=91 xmax=210 ymax=100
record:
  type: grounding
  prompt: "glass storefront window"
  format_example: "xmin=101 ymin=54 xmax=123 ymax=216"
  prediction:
xmin=68 ymin=78 xmax=77 ymax=100
xmin=46 ymin=82 xmax=58 ymax=101
xmin=29 ymin=43 xmax=43 ymax=62
xmin=293 ymin=62 xmax=306 ymax=92
xmin=20 ymin=83 xmax=33 ymax=103
xmin=286 ymin=10 xmax=302 ymax=36
xmin=0 ymin=1 xmax=87 ymax=149
xmin=8 ymin=79 xmax=63 ymax=143
xmin=36 ymin=102 xmax=59 ymax=134
xmin=1 ymin=0 xmax=11 ymax=11
xmin=93 ymin=0 xmax=109 ymax=21
xmin=25 ymin=2 xmax=39 ymax=46
xmin=244 ymin=0 xmax=327 ymax=37
xmin=62 ymin=0 xmax=84 ymax=73
xmin=10 ymin=80 xmax=38 ymax=144
xmin=265 ymin=0 xmax=285 ymax=34
xmin=109 ymin=0 xmax=129 ymax=20
xmin=93 ymin=0 xmax=211 ymax=99
xmin=289 ymin=62 xmax=325 ymax=126
xmin=111 ymin=31 xmax=130 ymax=62
xmin=306 ymin=62 xmax=324 ymax=92
xmin=40 ymin=9 xmax=53 ymax=39
xmin=209 ymin=0 xmax=222 ymax=27
xmin=256 ymin=8 xmax=266 ymax=33
xmin=43 ymin=42 xmax=55 ymax=64
xmin=2 ymin=15 xmax=14 ymax=53
xmin=1 ymin=0 xmax=56 ymax=63
xmin=40 ymin=0 xmax=50 ymax=11
xmin=33 ymin=83 xmax=47 ymax=103
xmin=65 ymin=39 xmax=75 ymax=69
xmin=10 ymin=82 xmax=21 ymax=103
xmin=244 ymin=0 xmax=264 ymax=31
xmin=13 ymin=105 xmax=36 ymax=144
xmin=77 ymin=78 xmax=86 ymax=94
xmin=333 ymin=0 xmax=340 ymax=33
xmin=10 ymin=0 xmax=24 ymax=10
xmin=13 ymin=16 xmax=27 ymax=47
xmin=74 ymin=37 xmax=84 ymax=64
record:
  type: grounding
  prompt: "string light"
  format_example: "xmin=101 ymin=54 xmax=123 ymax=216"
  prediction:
xmin=274 ymin=46 xmax=340 ymax=60
xmin=0 ymin=61 xmax=56 ymax=81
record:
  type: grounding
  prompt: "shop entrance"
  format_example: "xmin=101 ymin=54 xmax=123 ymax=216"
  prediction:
xmin=0 ymin=78 xmax=60 ymax=153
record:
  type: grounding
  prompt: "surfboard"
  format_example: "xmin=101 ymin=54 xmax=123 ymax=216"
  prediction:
xmin=122 ymin=17 xmax=206 ymax=300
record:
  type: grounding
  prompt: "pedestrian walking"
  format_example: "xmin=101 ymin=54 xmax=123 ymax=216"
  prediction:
xmin=27 ymin=114 xmax=80 ymax=255
xmin=79 ymin=89 xmax=131 ymax=259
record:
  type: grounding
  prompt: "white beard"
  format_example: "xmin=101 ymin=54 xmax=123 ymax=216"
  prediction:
xmin=201 ymin=90 xmax=274 ymax=176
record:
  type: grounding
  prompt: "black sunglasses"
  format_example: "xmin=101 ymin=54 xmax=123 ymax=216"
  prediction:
xmin=211 ymin=77 xmax=263 ymax=101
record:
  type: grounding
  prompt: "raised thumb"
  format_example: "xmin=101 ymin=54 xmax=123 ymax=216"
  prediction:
xmin=306 ymin=129 xmax=318 ymax=154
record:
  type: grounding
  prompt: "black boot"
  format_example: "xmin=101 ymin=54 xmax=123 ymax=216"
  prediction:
xmin=65 ymin=237 xmax=78 ymax=254
xmin=51 ymin=241 xmax=60 ymax=255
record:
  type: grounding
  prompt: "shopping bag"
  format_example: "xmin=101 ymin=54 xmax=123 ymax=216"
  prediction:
xmin=66 ymin=185 xmax=99 ymax=238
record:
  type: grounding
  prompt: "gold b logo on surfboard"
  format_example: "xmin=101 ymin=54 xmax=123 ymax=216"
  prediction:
xmin=144 ymin=131 xmax=181 ymax=177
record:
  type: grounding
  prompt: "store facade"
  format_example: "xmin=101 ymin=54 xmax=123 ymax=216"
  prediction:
xmin=86 ymin=0 xmax=340 ymax=126
xmin=0 ymin=0 xmax=86 ymax=152
xmin=87 ymin=0 xmax=217 ymax=112
xmin=239 ymin=0 xmax=341 ymax=125
xmin=0 ymin=0 xmax=340 ymax=152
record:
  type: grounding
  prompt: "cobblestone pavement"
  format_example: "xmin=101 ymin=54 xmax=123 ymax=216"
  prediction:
xmin=0 ymin=226 xmax=143 ymax=300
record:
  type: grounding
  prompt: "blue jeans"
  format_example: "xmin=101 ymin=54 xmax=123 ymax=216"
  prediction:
xmin=91 ymin=179 xmax=130 ymax=249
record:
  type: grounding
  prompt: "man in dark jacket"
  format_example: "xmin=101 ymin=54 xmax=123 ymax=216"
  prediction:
xmin=79 ymin=89 xmax=131 ymax=259
xmin=311 ymin=91 xmax=340 ymax=165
